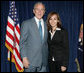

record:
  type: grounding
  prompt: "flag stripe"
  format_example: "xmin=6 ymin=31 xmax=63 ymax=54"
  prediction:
xmin=7 ymin=25 xmax=14 ymax=36
xmin=8 ymin=21 xmax=14 ymax=31
xmin=12 ymin=55 xmax=23 ymax=71
xmin=13 ymin=50 xmax=23 ymax=68
xmin=14 ymin=47 xmax=21 ymax=60
xmin=8 ymin=16 xmax=14 ymax=26
xmin=6 ymin=31 xmax=14 ymax=41
xmin=15 ymin=34 xmax=19 ymax=45
xmin=16 ymin=25 xmax=20 ymax=35
xmin=15 ymin=28 xmax=20 ymax=44
xmin=15 ymin=42 xmax=20 ymax=53
xmin=6 ymin=35 xmax=14 ymax=47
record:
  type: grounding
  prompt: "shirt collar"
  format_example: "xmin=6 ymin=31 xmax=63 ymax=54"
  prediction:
xmin=49 ymin=27 xmax=61 ymax=33
xmin=56 ymin=28 xmax=61 ymax=30
xmin=34 ymin=16 xmax=43 ymax=23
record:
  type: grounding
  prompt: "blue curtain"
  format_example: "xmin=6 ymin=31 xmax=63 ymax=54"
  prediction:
xmin=1 ymin=1 xmax=83 ymax=72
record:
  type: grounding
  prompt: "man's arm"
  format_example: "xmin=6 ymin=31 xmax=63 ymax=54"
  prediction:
xmin=19 ymin=21 xmax=30 ymax=68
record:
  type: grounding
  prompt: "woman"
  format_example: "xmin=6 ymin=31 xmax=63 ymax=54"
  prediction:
xmin=47 ymin=12 xmax=69 ymax=72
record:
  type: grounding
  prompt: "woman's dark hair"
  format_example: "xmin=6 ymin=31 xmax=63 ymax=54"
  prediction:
xmin=46 ymin=12 xmax=62 ymax=31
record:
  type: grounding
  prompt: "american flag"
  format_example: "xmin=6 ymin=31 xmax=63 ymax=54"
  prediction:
xmin=75 ymin=23 xmax=83 ymax=72
xmin=77 ymin=23 xmax=83 ymax=72
xmin=5 ymin=1 xmax=24 ymax=72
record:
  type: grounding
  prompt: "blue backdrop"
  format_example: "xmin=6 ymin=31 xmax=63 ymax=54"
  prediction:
xmin=1 ymin=1 xmax=83 ymax=72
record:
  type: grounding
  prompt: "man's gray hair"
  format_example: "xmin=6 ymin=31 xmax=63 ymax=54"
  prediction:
xmin=34 ymin=2 xmax=45 ymax=10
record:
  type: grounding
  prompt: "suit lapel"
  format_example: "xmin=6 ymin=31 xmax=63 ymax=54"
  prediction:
xmin=51 ymin=31 xmax=57 ymax=41
xmin=31 ymin=17 xmax=47 ymax=44
xmin=49 ymin=30 xmax=60 ymax=41
xmin=31 ymin=18 xmax=41 ymax=40
xmin=32 ymin=17 xmax=46 ymax=43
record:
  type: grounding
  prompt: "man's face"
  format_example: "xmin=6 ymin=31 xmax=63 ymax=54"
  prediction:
xmin=33 ymin=4 xmax=45 ymax=20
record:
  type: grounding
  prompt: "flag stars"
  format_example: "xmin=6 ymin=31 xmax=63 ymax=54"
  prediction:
xmin=12 ymin=12 xmax=14 ymax=15
xmin=9 ymin=12 xmax=11 ymax=15
xmin=15 ymin=8 xmax=16 ymax=10
xmin=12 ymin=16 xmax=14 ymax=18
xmin=15 ymin=12 xmax=17 ymax=14
xmin=11 ymin=1 xmax=15 ymax=5
xmin=14 ymin=15 xmax=17 ymax=17
xmin=12 ymin=1 xmax=15 ymax=3
xmin=9 ymin=9 xmax=11 ymax=12
xmin=12 ymin=8 xmax=15 ymax=11
xmin=9 ymin=1 xmax=19 ymax=25
xmin=12 ymin=5 xmax=14 ymax=8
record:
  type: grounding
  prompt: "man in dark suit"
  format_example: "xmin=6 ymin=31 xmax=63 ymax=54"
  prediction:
xmin=19 ymin=2 xmax=48 ymax=72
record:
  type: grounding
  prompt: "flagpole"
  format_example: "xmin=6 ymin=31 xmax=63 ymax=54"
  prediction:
xmin=10 ymin=52 xmax=12 ymax=72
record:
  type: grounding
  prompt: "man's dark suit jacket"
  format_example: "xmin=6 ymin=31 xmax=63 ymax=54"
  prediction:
xmin=48 ymin=28 xmax=69 ymax=67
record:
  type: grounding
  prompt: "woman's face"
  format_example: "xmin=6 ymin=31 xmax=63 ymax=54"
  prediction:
xmin=49 ymin=14 xmax=58 ymax=27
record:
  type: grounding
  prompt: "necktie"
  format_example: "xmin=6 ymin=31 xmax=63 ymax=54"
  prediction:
xmin=39 ymin=20 xmax=43 ymax=41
